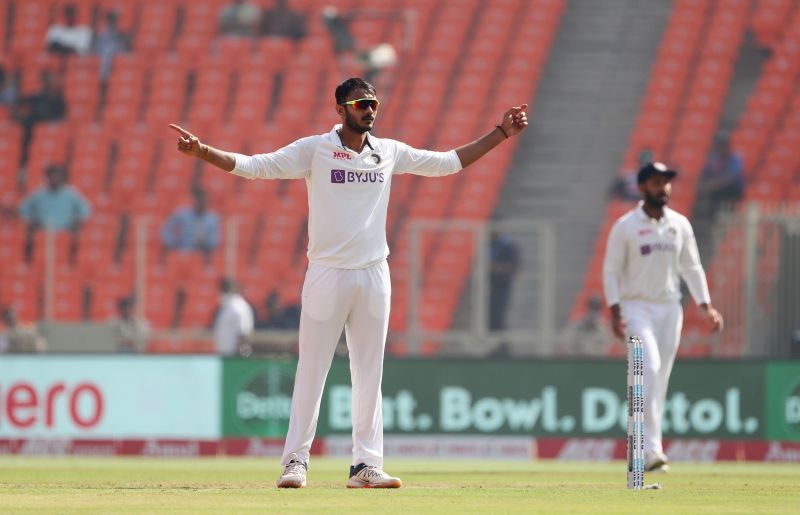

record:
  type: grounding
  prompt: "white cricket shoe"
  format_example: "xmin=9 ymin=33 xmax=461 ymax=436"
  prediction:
xmin=645 ymin=450 xmax=670 ymax=473
xmin=277 ymin=454 xmax=307 ymax=488
xmin=346 ymin=463 xmax=402 ymax=489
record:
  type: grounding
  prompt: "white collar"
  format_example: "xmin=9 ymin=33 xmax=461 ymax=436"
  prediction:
xmin=331 ymin=124 xmax=376 ymax=152
xmin=635 ymin=200 xmax=670 ymax=224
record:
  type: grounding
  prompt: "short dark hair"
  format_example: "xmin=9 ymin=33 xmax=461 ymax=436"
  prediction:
xmin=45 ymin=163 xmax=67 ymax=178
xmin=220 ymin=277 xmax=238 ymax=294
xmin=335 ymin=77 xmax=376 ymax=104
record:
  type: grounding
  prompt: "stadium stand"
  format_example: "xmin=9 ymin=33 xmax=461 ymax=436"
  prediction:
xmin=571 ymin=0 xmax=799 ymax=358
xmin=0 ymin=0 xmax=563 ymax=355
xmin=3 ymin=1 xmax=797 ymax=358
xmin=704 ymin=2 xmax=800 ymax=357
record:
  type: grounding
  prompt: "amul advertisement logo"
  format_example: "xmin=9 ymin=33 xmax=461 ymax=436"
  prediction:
xmin=765 ymin=363 xmax=800 ymax=441
xmin=316 ymin=360 xmax=765 ymax=438
xmin=222 ymin=360 xmax=295 ymax=437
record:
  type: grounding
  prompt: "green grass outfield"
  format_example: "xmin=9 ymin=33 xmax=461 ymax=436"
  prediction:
xmin=0 ymin=457 xmax=798 ymax=513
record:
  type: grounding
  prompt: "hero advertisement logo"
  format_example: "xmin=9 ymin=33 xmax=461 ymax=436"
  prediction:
xmin=235 ymin=365 xmax=295 ymax=434
xmin=331 ymin=169 xmax=385 ymax=184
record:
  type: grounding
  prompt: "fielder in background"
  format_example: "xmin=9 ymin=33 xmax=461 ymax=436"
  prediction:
xmin=602 ymin=162 xmax=723 ymax=473
xmin=170 ymin=77 xmax=528 ymax=488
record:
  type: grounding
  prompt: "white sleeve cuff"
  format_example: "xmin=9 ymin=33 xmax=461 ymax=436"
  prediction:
xmin=230 ymin=153 xmax=255 ymax=179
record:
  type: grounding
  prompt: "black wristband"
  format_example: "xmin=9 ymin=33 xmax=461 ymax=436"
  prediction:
xmin=495 ymin=125 xmax=509 ymax=139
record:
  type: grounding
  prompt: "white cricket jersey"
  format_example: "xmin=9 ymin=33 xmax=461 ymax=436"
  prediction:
xmin=231 ymin=125 xmax=462 ymax=269
xmin=603 ymin=201 xmax=711 ymax=306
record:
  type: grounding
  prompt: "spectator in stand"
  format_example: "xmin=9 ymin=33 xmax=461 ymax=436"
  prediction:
xmin=45 ymin=4 xmax=92 ymax=56
xmin=19 ymin=163 xmax=90 ymax=264
xmin=12 ymin=70 xmax=67 ymax=175
xmin=213 ymin=278 xmax=254 ymax=356
xmin=218 ymin=0 xmax=261 ymax=38
xmin=110 ymin=295 xmax=150 ymax=353
xmin=91 ymin=10 xmax=130 ymax=89
xmin=160 ymin=188 xmax=221 ymax=263
xmin=557 ymin=295 xmax=615 ymax=357
xmin=0 ymin=306 xmax=47 ymax=354
xmin=0 ymin=65 xmax=20 ymax=106
xmin=321 ymin=7 xmax=397 ymax=82
xmin=695 ymin=135 xmax=745 ymax=222
xmin=256 ymin=290 xmax=300 ymax=330
xmin=261 ymin=0 xmax=307 ymax=41
xmin=489 ymin=230 xmax=520 ymax=331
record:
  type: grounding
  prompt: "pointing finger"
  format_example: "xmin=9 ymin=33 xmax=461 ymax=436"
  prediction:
xmin=169 ymin=124 xmax=193 ymax=138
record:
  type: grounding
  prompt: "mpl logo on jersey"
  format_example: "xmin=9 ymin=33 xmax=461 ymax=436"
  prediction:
xmin=330 ymin=169 xmax=385 ymax=184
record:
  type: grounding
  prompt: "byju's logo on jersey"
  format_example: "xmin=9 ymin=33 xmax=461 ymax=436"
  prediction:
xmin=331 ymin=169 xmax=346 ymax=183
xmin=330 ymin=169 xmax=385 ymax=184
xmin=640 ymin=242 xmax=676 ymax=256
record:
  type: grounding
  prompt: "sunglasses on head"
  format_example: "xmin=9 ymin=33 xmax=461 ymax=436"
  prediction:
xmin=339 ymin=98 xmax=380 ymax=110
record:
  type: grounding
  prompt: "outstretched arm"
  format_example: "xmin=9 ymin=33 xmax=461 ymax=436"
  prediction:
xmin=454 ymin=104 xmax=528 ymax=168
xmin=170 ymin=124 xmax=236 ymax=172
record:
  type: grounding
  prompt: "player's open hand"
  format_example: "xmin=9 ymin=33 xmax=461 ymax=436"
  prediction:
xmin=611 ymin=313 xmax=627 ymax=340
xmin=609 ymin=304 xmax=626 ymax=340
xmin=170 ymin=124 xmax=204 ymax=157
xmin=701 ymin=304 xmax=724 ymax=333
xmin=499 ymin=104 xmax=529 ymax=138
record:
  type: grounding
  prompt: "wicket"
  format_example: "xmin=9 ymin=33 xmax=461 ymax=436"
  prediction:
xmin=627 ymin=335 xmax=644 ymax=490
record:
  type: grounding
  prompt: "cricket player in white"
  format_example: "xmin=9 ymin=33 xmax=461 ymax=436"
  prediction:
xmin=170 ymin=78 xmax=528 ymax=488
xmin=603 ymin=162 xmax=724 ymax=473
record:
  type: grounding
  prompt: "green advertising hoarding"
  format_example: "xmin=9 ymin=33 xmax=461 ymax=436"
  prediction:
xmin=765 ymin=363 xmax=800 ymax=441
xmin=223 ymin=358 xmax=775 ymax=439
xmin=222 ymin=358 xmax=297 ymax=437
xmin=321 ymin=360 xmax=763 ymax=438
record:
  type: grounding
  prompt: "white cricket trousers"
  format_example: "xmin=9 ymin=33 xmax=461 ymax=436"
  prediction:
xmin=280 ymin=260 xmax=391 ymax=468
xmin=621 ymin=299 xmax=683 ymax=454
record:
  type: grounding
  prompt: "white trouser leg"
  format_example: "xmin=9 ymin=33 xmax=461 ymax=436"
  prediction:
xmin=345 ymin=260 xmax=391 ymax=468
xmin=281 ymin=264 xmax=356 ymax=465
xmin=651 ymin=302 xmax=683 ymax=453
xmin=623 ymin=301 xmax=663 ymax=454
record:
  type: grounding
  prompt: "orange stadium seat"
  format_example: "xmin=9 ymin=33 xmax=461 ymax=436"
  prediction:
xmin=25 ymin=122 xmax=73 ymax=188
xmin=0 ymin=221 xmax=26 ymax=266
xmin=135 ymin=2 xmax=179 ymax=55
xmin=0 ymin=264 xmax=39 ymax=321
xmin=9 ymin=1 xmax=50 ymax=60
xmin=752 ymin=0 xmax=793 ymax=49
xmin=63 ymin=57 xmax=101 ymax=122
xmin=0 ymin=120 xmax=21 ymax=171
